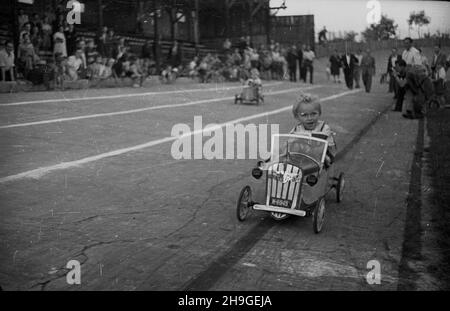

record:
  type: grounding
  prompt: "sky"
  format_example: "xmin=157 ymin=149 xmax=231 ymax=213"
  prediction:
xmin=271 ymin=0 xmax=450 ymax=40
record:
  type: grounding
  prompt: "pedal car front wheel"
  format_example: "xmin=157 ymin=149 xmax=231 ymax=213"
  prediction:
xmin=236 ymin=185 xmax=252 ymax=221
xmin=270 ymin=212 xmax=289 ymax=221
xmin=336 ymin=173 xmax=345 ymax=203
xmin=313 ymin=197 xmax=326 ymax=233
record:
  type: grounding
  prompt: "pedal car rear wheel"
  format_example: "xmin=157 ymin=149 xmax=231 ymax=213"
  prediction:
xmin=336 ymin=173 xmax=345 ymax=203
xmin=236 ymin=186 xmax=252 ymax=221
xmin=313 ymin=197 xmax=326 ymax=233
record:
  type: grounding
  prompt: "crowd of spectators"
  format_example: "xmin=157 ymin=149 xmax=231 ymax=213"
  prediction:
xmin=185 ymin=36 xmax=316 ymax=84
xmin=0 ymin=5 xmax=163 ymax=88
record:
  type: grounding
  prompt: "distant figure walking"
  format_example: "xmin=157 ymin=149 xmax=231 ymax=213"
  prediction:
xmin=329 ymin=49 xmax=341 ymax=83
xmin=302 ymin=45 xmax=315 ymax=84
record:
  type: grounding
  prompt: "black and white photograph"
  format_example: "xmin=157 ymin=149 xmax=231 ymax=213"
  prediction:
xmin=0 ymin=0 xmax=450 ymax=296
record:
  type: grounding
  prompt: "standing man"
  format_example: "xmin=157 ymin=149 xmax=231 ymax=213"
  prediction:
xmin=302 ymin=45 xmax=315 ymax=84
xmin=387 ymin=48 xmax=401 ymax=97
xmin=287 ymin=44 xmax=298 ymax=82
xmin=0 ymin=41 xmax=15 ymax=81
xmin=430 ymin=44 xmax=447 ymax=79
xmin=402 ymin=37 xmax=421 ymax=67
xmin=341 ymin=50 xmax=358 ymax=89
xmin=361 ymin=48 xmax=376 ymax=93
xmin=297 ymin=44 xmax=306 ymax=83
xmin=353 ymin=48 xmax=363 ymax=88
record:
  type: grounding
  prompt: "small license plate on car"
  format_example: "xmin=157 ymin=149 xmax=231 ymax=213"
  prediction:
xmin=270 ymin=198 xmax=292 ymax=209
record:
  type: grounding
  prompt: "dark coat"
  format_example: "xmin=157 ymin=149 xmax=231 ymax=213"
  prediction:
xmin=341 ymin=53 xmax=358 ymax=73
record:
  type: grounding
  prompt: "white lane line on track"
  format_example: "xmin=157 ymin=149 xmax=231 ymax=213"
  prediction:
xmin=0 ymin=89 xmax=360 ymax=183
xmin=0 ymin=82 xmax=283 ymax=107
xmin=0 ymin=85 xmax=322 ymax=129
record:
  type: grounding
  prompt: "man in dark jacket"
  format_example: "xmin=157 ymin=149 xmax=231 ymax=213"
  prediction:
xmin=361 ymin=48 xmax=376 ymax=93
xmin=387 ymin=48 xmax=401 ymax=97
xmin=297 ymin=44 xmax=305 ymax=82
xmin=341 ymin=50 xmax=358 ymax=89
xmin=286 ymin=44 xmax=298 ymax=82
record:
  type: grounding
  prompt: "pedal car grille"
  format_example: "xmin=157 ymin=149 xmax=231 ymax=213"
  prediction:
xmin=266 ymin=163 xmax=303 ymax=210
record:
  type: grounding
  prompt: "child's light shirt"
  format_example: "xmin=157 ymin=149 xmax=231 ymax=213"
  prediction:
xmin=290 ymin=120 xmax=335 ymax=148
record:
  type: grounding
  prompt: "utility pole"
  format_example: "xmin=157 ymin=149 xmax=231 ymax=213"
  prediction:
xmin=153 ymin=0 xmax=160 ymax=73
xmin=98 ymin=0 xmax=103 ymax=34
xmin=194 ymin=0 xmax=199 ymax=55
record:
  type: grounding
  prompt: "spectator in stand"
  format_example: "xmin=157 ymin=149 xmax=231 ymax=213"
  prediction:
xmin=76 ymin=40 xmax=87 ymax=77
xmin=18 ymin=33 xmax=39 ymax=79
xmin=43 ymin=6 xmax=56 ymax=25
xmin=287 ymin=44 xmax=298 ymax=82
xmin=18 ymin=9 xmax=29 ymax=31
xmin=88 ymin=55 xmax=105 ymax=80
xmin=97 ymin=26 xmax=108 ymax=57
xmin=104 ymin=29 xmax=116 ymax=58
xmin=53 ymin=14 xmax=65 ymax=33
xmin=65 ymin=24 xmax=77 ymax=57
xmin=141 ymin=39 xmax=153 ymax=61
xmin=168 ymin=40 xmax=183 ymax=70
xmin=197 ymin=55 xmax=209 ymax=83
xmin=30 ymin=25 xmax=42 ymax=53
xmin=30 ymin=13 xmax=42 ymax=29
xmin=114 ymin=37 xmax=128 ymax=60
xmin=0 ymin=41 xmax=15 ymax=81
xmin=19 ymin=22 xmax=32 ymax=44
xmin=329 ymin=49 xmax=341 ymax=83
xmin=113 ymin=53 xmax=127 ymax=78
xmin=101 ymin=58 xmax=115 ymax=81
xmin=238 ymin=36 xmax=247 ymax=56
xmin=188 ymin=56 xmax=198 ymax=79
xmin=245 ymin=36 xmax=252 ymax=49
xmin=249 ymin=47 xmax=260 ymax=70
xmin=129 ymin=56 xmax=145 ymax=87
xmin=85 ymin=39 xmax=99 ymax=67
xmin=65 ymin=49 xmax=84 ymax=81
xmin=230 ymin=48 xmax=242 ymax=66
xmin=259 ymin=45 xmax=272 ymax=81
xmin=223 ymin=38 xmax=232 ymax=55
xmin=271 ymin=44 xmax=283 ymax=80
xmin=41 ymin=16 xmax=53 ymax=51
xmin=302 ymin=45 xmax=315 ymax=84
xmin=53 ymin=25 xmax=67 ymax=57
xmin=54 ymin=52 xmax=65 ymax=87
xmin=354 ymin=48 xmax=363 ymax=88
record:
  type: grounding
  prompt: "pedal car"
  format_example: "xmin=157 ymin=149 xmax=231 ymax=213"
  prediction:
xmin=235 ymin=82 xmax=264 ymax=105
xmin=236 ymin=133 xmax=344 ymax=233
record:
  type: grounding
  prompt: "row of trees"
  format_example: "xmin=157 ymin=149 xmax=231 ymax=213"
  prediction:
xmin=362 ymin=10 xmax=431 ymax=41
xmin=329 ymin=10 xmax=434 ymax=42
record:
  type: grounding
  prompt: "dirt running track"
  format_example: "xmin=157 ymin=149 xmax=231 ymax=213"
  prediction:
xmin=0 ymin=73 xmax=444 ymax=290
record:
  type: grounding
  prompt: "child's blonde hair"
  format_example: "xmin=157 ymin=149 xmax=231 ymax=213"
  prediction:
xmin=292 ymin=93 xmax=321 ymax=118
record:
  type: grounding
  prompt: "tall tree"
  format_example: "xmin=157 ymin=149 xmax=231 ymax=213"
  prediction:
xmin=344 ymin=31 xmax=358 ymax=42
xmin=408 ymin=10 xmax=430 ymax=38
xmin=361 ymin=14 xmax=398 ymax=41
